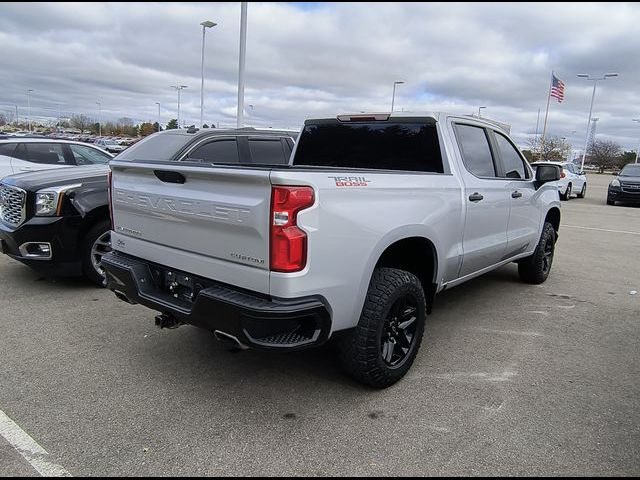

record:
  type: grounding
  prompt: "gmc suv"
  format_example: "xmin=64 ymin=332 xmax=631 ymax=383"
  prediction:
xmin=102 ymin=113 xmax=561 ymax=388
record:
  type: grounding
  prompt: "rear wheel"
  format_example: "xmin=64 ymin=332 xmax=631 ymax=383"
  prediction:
xmin=577 ymin=183 xmax=587 ymax=198
xmin=338 ymin=268 xmax=426 ymax=388
xmin=82 ymin=220 xmax=112 ymax=286
xmin=518 ymin=222 xmax=556 ymax=284
xmin=561 ymin=183 xmax=572 ymax=200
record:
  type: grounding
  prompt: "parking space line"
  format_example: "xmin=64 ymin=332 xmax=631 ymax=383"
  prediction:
xmin=564 ymin=225 xmax=640 ymax=236
xmin=0 ymin=409 xmax=71 ymax=477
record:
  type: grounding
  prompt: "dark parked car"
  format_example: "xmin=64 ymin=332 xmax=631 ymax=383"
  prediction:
xmin=0 ymin=127 xmax=300 ymax=286
xmin=607 ymin=163 xmax=640 ymax=205
xmin=0 ymin=165 xmax=112 ymax=285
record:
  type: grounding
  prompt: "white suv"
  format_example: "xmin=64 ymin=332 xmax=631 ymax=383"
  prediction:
xmin=0 ymin=138 xmax=113 ymax=180
xmin=531 ymin=161 xmax=587 ymax=200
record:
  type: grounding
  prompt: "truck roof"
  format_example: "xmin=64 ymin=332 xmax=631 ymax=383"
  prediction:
xmin=304 ymin=112 xmax=511 ymax=134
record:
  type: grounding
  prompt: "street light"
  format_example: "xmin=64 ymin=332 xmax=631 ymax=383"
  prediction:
xmin=633 ymin=119 xmax=640 ymax=163
xmin=96 ymin=101 xmax=101 ymax=137
xmin=577 ymin=72 xmax=618 ymax=172
xmin=391 ymin=81 xmax=404 ymax=112
xmin=155 ymin=102 xmax=161 ymax=131
xmin=170 ymin=85 xmax=188 ymax=128
xmin=27 ymin=89 xmax=33 ymax=132
xmin=478 ymin=106 xmax=486 ymax=117
xmin=200 ymin=20 xmax=217 ymax=129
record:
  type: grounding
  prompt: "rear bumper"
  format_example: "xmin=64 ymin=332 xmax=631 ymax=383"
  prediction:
xmin=102 ymin=252 xmax=332 ymax=351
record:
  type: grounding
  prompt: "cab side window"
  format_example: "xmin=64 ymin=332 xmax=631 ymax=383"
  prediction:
xmin=187 ymin=139 xmax=240 ymax=164
xmin=495 ymin=132 xmax=529 ymax=179
xmin=455 ymin=124 xmax=497 ymax=178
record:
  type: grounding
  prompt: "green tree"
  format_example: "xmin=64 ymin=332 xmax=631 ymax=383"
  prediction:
xmin=153 ymin=122 xmax=161 ymax=133
xmin=618 ymin=151 xmax=636 ymax=168
xmin=139 ymin=122 xmax=156 ymax=137
xmin=521 ymin=149 xmax=534 ymax=163
xmin=166 ymin=118 xmax=178 ymax=130
xmin=202 ymin=123 xmax=209 ymax=129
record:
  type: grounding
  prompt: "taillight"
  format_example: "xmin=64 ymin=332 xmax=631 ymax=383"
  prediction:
xmin=107 ymin=170 xmax=114 ymax=229
xmin=270 ymin=186 xmax=314 ymax=273
xmin=560 ymin=171 xmax=566 ymax=178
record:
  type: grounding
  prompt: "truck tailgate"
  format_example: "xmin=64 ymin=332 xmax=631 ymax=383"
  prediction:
xmin=110 ymin=162 xmax=272 ymax=294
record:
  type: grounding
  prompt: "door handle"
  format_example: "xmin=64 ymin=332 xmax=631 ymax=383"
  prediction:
xmin=154 ymin=170 xmax=186 ymax=184
xmin=511 ymin=191 xmax=523 ymax=199
xmin=19 ymin=167 xmax=33 ymax=172
xmin=468 ymin=193 xmax=484 ymax=202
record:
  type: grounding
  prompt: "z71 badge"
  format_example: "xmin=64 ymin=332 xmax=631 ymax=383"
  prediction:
xmin=328 ymin=176 xmax=371 ymax=187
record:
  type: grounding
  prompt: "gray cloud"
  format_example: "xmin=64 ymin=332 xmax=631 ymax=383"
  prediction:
xmin=0 ymin=2 xmax=638 ymax=152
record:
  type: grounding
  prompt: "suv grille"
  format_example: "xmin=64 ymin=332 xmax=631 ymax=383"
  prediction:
xmin=0 ymin=184 xmax=26 ymax=227
xmin=621 ymin=183 xmax=640 ymax=194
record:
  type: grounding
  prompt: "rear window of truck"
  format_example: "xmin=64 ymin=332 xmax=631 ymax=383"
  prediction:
xmin=293 ymin=122 xmax=443 ymax=173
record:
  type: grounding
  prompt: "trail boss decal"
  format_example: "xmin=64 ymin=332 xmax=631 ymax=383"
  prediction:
xmin=328 ymin=176 xmax=372 ymax=187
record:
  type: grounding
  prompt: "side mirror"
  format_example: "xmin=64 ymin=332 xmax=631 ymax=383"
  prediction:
xmin=535 ymin=165 xmax=561 ymax=188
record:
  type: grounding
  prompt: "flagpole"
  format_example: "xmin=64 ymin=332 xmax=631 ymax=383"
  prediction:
xmin=539 ymin=71 xmax=553 ymax=161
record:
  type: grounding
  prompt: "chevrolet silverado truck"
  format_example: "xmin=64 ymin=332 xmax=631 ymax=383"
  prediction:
xmin=102 ymin=114 xmax=561 ymax=388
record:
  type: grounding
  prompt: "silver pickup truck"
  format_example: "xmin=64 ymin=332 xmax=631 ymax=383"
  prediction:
xmin=102 ymin=115 xmax=561 ymax=388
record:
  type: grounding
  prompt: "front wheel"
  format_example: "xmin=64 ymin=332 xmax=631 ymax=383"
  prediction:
xmin=338 ymin=268 xmax=426 ymax=388
xmin=577 ymin=183 xmax=587 ymax=198
xmin=518 ymin=222 xmax=556 ymax=284
xmin=82 ymin=220 xmax=112 ymax=286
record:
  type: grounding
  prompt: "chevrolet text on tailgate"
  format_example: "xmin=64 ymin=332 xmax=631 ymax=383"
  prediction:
xmin=103 ymin=116 xmax=561 ymax=388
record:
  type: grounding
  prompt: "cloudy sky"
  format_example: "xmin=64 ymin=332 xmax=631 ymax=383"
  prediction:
xmin=0 ymin=2 xmax=638 ymax=152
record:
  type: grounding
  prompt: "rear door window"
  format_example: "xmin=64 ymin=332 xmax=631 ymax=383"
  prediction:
xmin=186 ymin=139 xmax=240 ymax=164
xmin=17 ymin=143 xmax=69 ymax=165
xmin=454 ymin=125 xmax=497 ymax=177
xmin=248 ymin=138 xmax=288 ymax=165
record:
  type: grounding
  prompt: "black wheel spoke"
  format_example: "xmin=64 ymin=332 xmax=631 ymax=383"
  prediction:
xmin=396 ymin=330 xmax=412 ymax=350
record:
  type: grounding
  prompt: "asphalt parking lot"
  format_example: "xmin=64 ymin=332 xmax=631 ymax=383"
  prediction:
xmin=0 ymin=173 xmax=638 ymax=476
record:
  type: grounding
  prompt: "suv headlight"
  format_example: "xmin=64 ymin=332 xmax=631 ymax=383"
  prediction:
xmin=610 ymin=179 xmax=620 ymax=188
xmin=35 ymin=184 xmax=82 ymax=217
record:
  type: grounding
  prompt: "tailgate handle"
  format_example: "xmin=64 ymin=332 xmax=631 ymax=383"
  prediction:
xmin=154 ymin=170 xmax=186 ymax=184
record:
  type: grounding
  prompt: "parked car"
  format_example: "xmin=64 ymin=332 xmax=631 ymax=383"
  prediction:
xmin=94 ymin=138 xmax=127 ymax=154
xmin=0 ymin=165 xmax=112 ymax=285
xmin=531 ymin=161 xmax=586 ymax=200
xmin=102 ymin=113 xmax=561 ymax=388
xmin=0 ymin=138 xmax=113 ymax=180
xmin=607 ymin=163 xmax=640 ymax=206
xmin=0 ymin=128 xmax=298 ymax=286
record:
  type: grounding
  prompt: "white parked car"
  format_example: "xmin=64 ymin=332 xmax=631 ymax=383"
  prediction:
xmin=0 ymin=138 xmax=113 ymax=180
xmin=531 ymin=161 xmax=587 ymax=200
xmin=94 ymin=138 xmax=127 ymax=154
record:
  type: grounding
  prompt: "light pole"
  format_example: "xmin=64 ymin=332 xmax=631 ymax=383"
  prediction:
xmin=200 ymin=20 xmax=217 ymax=129
xmin=391 ymin=81 xmax=404 ymax=112
xmin=27 ymin=89 xmax=33 ymax=132
xmin=633 ymin=119 xmax=640 ymax=163
xmin=237 ymin=2 xmax=248 ymax=128
xmin=478 ymin=106 xmax=486 ymax=117
xmin=577 ymin=73 xmax=618 ymax=173
xmin=96 ymin=101 xmax=101 ymax=137
xmin=155 ymin=102 xmax=161 ymax=131
xmin=170 ymin=85 xmax=188 ymax=128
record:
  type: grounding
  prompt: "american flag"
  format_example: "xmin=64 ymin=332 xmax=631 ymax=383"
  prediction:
xmin=550 ymin=73 xmax=565 ymax=103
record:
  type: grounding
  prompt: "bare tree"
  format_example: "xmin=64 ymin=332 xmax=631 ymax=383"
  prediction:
xmin=588 ymin=140 xmax=622 ymax=173
xmin=70 ymin=114 xmax=93 ymax=132
xmin=526 ymin=136 xmax=571 ymax=162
